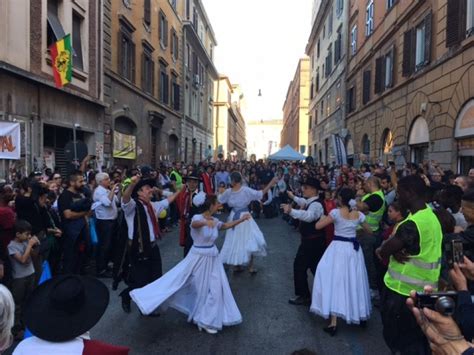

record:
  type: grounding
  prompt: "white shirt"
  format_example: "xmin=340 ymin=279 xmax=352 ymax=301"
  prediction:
xmin=14 ymin=333 xmax=90 ymax=355
xmin=290 ymin=196 xmax=324 ymax=222
xmin=92 ymin=185 xmax=118 ymax=220
xmin=262 ymin=190 xmax=273 ymax=206
xmin=121 ymin=198 xmax=169 ymax=241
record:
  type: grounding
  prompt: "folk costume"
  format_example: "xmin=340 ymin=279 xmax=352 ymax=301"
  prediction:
xmin=201 ymin=171 xmax=215 ymax=195
xmin=14 ymin=275 xmax=129 ymax=355
xmin=288 ymin=178 xmax=326 ymax=305
xmin=131 ymin=195 xmax=242 ymax=333
xmin=218 ymin=187 xmax=267 ymax=266
xmin=176 ymin=173 xmax=204 ymax=257
xmin=118 ymin=179 xmax=169 ymax=313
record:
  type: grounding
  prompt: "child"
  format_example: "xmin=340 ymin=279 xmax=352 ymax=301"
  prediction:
xmin=8 ymin=219 xmax=40 ymax=339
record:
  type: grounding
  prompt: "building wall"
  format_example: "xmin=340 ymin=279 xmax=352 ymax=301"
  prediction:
xmin=307 ymin=0 xmax=348 ymax=164
xmin=247 ymin=120 xmax=283 ymax=159
xmin=346 ymin=0 xmax=474 ymax=172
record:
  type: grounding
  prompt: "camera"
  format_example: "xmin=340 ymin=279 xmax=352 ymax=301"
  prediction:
xmin=416 ymin=292 xmax=458 ymax=316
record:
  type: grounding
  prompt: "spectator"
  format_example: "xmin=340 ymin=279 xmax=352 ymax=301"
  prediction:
xmin=0 ymin=284 xmax=14 ymax=353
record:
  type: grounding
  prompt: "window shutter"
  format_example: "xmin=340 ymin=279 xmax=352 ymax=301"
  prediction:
xmin=118 ymin=32 xmax=123 ymax=76
xmin=402 ymin=29 xmax=413 ymax=76
xmin=131 ymin=41 xmax=136 ymax=83
xmin=141 ymin=52 xmax=145 ymax=90
xmin=150 ymin=59 xmax=155 ymax=95
xmin=446 ymin=0 xmax=464 ymax=47
xmin=352 ymin=86 xmax=357 ymax=111
xmin=346 ymin=89 xmax=352 ymax=113
xmin=144 ymin=0 xmax=151 ymax=25
xmin=164 ymin=74 xmax=169 ymax=104
xmin=164 ymin=19 xmax=169 ymax=47
xmin=375 ymin=57 xmax=383 ymax=94
xmin=363 ymin=70 xmax=371 ymax=104
xmin=424 ymin=11 xmax=432 ymax=65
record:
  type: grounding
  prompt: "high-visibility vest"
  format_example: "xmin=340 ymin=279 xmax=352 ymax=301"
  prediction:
xmin=170 ymin=170 xmax=183 ymax=190
xmin=384 ymin=206 xmax=442 ymax=296
xmin=362 ymin=190 xmax=385 ymax=232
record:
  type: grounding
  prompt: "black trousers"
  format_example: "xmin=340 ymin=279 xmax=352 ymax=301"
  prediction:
xmin=95 ymin=219 xmax=117 ymax=273
xmin=122 ymin=245 xmax=162 ymax=301
xmin=183 ymin=222 xmax=193 ymax=258
xmin=293 ymin=237 xmax=326 ymax=297
xmin=381 ymin=286 xmax=430 ymax=355
xmin=62 ymin=228 xmax=88 ymax=274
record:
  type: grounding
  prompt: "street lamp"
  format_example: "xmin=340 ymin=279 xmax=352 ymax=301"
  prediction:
xmin=73 ymin=123 xmax=81 ymax=169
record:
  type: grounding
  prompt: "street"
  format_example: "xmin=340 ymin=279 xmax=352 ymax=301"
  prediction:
xmin=91 ymin=215 xmax=390 ymax=355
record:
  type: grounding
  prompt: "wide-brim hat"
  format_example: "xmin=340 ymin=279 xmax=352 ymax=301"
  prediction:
xmin=302 ymin=177 xmax=321 ymax=190
xmin=23 ymin=275 xmax=109 ymax=342
xmin=184 ymin=172 xmax=201 ymax=182
xmin=131 ymin=178 xmax=156 ymax=198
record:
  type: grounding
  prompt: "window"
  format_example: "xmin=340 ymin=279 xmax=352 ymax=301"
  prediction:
xmin=159 ymin=11 xmax=168 ymax=48
xmin=323 ymin=24 xmax=326 ymax=39
xmin=446 ymin=0 xmax=474 ymax=46
xmin=384 ymin=49 xmax=394 ymax=88
xmin=326 ymin=93 xmax=331 ymax=117
xmin=171 ymin=74 xmax=181 ymax=111
xmin=309 ymin=115 xmax=313 ymax=130
xmin=159 ymin=63 xmax=169 ymax=104
xmin=362 ymin=69 xmax=371 ymax=104
xmin=72 ymin=12 xmax=84 ymax=70
xmin=334 ymin=28 xmax=342 ymax=63
xmin=186 ymin=0 xmax=190 ymax=19
xmin=320 ymin=100 xmax=324 ymax=117
xmin=403 ymin=12 xmax=431 ymax=75
xmin=328 ymin=9 xmax=333 ymax=35
xmin=366 ymin=0 xmax=374 ymax=37
xmin=310 ymin=81 xmax=314 ymax=100
xmin=351 ymin=25 xmax=358 ymax=55
xmin=336 ymin=0 xmax=344 ymax=17
xmin=347 ymin=86 xmax=356 ymax=113
xmin=387 ymin=0 xmax=396 ymax=10
xmin=118 ymin=22 xmax=135 ymax=82
xmin=170 ymin=0 xmax=177 ymax=10
xmin=171 ymin=29 xmax=178 ymax=61
xmin=185 ymin=44 xmax=190 ymax=68
xmin=193 ymin=8 xmax=199 ymax=31
xmin=144 ymin=0 xmax=151 ymax=26
xmin=141 ymin=45 xmax=154 ymax=94
xmin=317 ymin=39 xmax=321 ymax=58
xmin=325 ymin=44 xmax=333 ymax=76
xmin=375 ymin=47 xmax=394 ymax=94
xmin=47 ymin=0 xmax=66 ymax=47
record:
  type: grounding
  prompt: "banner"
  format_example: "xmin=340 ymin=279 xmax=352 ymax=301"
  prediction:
xmin=0 ymin=121 xmax=21 ymax=160
xmin=113 ymin=131 xmax=136 ymax=160
xmin=331 ymin=134 xmax=347 ymax=166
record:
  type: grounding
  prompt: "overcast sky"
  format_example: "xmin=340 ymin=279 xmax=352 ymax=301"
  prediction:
xmin=202 ymin=0 xmax=314 ymax=121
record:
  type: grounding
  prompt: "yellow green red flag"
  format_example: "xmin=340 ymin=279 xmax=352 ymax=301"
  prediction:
xmin=49 ymin=34 xmax=73 ymax=88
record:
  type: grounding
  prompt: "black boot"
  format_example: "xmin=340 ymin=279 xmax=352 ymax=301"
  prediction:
xmin=121 ymin=293 xmax=131 ymax=313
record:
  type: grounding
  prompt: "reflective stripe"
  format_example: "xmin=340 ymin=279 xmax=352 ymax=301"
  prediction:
xmin=408 ymin=258 xmax=441 ymax=270
xmin=387 ymin=268 xmax=437 ymax=289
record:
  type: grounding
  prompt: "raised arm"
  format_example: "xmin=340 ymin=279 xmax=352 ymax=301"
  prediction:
xmin=261 ymin=176 xmax=279 ymax=196
xmin=122 ymin=176 xmax=140 ymax=204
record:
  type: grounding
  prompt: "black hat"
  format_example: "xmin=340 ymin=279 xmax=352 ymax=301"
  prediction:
xmin=131 ymin=178 xmax=156 ymax=198
xmin=140 ymin=165 xmax=155 ymax=178
xmin=23 ymin=275 xmax=109 ymax=342
xmin=184 ymin=172 xmax=201 ymax=182
xmin=302 ymin=177 xmax=321 ymax=190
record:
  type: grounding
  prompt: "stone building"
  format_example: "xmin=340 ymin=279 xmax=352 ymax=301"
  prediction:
xmin=247 ymin=119 xmax=283 ymax=160
xmin=281 ymin=58 xmax=310 ymax=156
xmin=103 ymin=0 xmax=183 ymax=168
xmin=307 ymin=0 xmax=348 ymax=165
xmin=0 ymin=0 xmax=105 ymax=176
xmin=180 ymin=0 xmax=218 ymax=163
xmin=346 ymin=0 xmax=474 ymax=173
xmin=213 ymin=76 xmax=247 ymax=160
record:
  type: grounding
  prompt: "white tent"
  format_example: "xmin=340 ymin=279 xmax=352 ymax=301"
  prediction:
xmin=268 ymin=145 xmax=306 ymax=161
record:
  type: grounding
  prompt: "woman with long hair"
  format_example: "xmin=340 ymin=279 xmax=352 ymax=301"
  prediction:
xmin=218 ymin=172 xmax=277 ymax=273
xmin=310 ymin=188 xmax=373 ymax=336
xmin=131 ymin=194 xmax=248 ymax=334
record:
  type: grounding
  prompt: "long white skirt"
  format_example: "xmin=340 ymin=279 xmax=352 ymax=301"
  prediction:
xmin=310 ymin=240 xmax=372 ymax=324
xmin=220 ymin=211 xmax=267 ymax=266
xmin=130 ymin=245 xmax=242 ymax=330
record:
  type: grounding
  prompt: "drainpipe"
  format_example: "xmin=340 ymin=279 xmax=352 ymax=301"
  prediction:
xmin=215 ymin=79 xmax=220 ymax=160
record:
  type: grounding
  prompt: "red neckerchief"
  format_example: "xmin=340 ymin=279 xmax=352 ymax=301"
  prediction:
xmin=139 ymin=198 xmax=161 ymax=239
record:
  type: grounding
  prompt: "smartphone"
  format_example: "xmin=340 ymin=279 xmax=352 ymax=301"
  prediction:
xmin=446 ymin=239 xmax=464 ymax=267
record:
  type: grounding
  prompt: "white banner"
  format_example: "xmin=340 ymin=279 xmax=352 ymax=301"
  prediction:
xmin=331 ymin=134 xmax=347 ymax=166
xmin=0 ymin=121 xmax=21 ymax=160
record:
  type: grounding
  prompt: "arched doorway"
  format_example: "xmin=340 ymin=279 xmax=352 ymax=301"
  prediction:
xmin=113 ymin=116 xmax=137 ymax=168
xmin=408 ymin=117 xmax=429 ymax=164
xmin=381 ymin=128 xmax=394 ymax=164
xmin=455 ymin=99 xmax=474 ymax=174
xmin=168 ymin=134 xmax=179 ymax=163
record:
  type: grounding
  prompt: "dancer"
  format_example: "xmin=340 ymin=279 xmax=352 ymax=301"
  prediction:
xmin=282 ymin=177 xmax=326 ymax=305
xmin=310 ymin=188 xmax=373 ymax=336
xmin=130 ymin=193 xmax=247 ymax=334
xmin=218 ymin=172 xmax=278 ymax=273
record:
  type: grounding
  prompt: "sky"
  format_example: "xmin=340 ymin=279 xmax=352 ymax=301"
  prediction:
xmin=201 ymin=0 xmax=314 ymax=122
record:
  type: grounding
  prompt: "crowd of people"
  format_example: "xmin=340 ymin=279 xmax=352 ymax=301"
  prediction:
xmin=0 ymin=155 xmax=473 ymax=353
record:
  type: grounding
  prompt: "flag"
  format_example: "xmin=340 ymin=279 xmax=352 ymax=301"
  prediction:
xmin=49 ymin=34 xmax=73 ymax=88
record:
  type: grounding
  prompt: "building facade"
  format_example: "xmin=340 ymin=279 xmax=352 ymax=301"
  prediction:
xmin=103 ymin=0 xmax=184 ymax=168
xmin=247 ymin=119 xmax=283 ymax=160
xmin=180 ymin=0 xmax=218 ymax=163
xmin=307 ymin=0 xmax=348 ymax=165
xmin=0 ymin=0 xmax=105 ymax=177
xmin=346 ymin=0 xmax=474 ymax=173
xmin=213 ymin=76 xmax=247 ymax=160
xmin=281 ymin=58 xmax=310 ymax=156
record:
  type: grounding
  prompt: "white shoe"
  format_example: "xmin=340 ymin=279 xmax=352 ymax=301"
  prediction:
xmin=198 ymin=325 xmax=218 ymax=334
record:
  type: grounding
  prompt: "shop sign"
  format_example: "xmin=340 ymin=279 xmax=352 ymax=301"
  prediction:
xmin=0 ymin=121 xmax=21 ymax=160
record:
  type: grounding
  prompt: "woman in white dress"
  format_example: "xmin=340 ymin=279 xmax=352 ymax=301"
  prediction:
xmin=310 ymin=188 xmax=373 ymax=336
xmin=218 ymin=172 xmax=278 ymax=273
xmin=130 ymin=193 xmax=250 ymax=334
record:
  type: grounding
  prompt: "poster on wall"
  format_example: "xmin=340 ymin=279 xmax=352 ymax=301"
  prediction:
xmin=0 ymin=121 xmax=21 ymax=160
xmin=113 ymin=131 xmax=136 ymax=160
